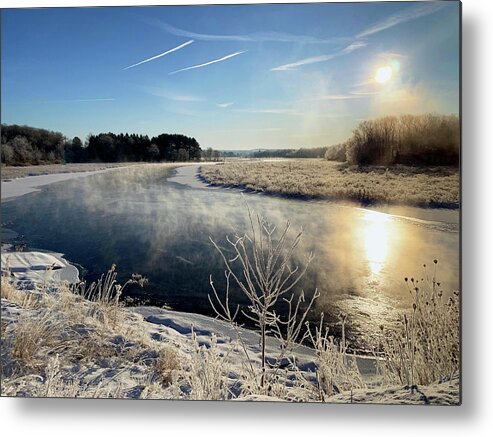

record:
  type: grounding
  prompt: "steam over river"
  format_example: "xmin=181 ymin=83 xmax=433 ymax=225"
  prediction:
xmin=1 ymin=165 xmax=459 ymax=350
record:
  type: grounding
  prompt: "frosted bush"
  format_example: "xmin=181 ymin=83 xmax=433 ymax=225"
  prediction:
xmin=380 ymin=260 xmax=459 ymax=386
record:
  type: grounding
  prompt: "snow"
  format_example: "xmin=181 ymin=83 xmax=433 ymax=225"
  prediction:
xmin=1 ymin=251 xmax=80 ymax=288
xmin=166 ymin=164 xmax=214 ymax=189
xmin=328 ymin=374 xmax=460 ymax=405
xmin=1 ymin=167 xmax=127 ymax=201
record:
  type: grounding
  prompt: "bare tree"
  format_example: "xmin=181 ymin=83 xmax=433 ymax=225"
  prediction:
xmin=209 ymin=204 xmax=319 ymax=391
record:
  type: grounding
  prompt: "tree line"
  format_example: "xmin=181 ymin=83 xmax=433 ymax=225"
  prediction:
xmin=1 ymin=124 xmax=202 ymax=166
xmin=325 ymin=113 xmax=459 ymax=166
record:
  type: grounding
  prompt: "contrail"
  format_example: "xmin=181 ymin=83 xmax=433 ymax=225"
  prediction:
xmin=356 ymin=2 xmax=446 ymax=38
xmin=123 ymin=40 xmax=194 ymax=70
xmin=270 ymin=41 xmax=366 ymax=71
xmin=169 ymin=51 xmax=247 ymax=75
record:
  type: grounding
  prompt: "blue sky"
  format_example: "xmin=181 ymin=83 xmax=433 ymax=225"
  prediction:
xmin=1 ymin=2 xmax=460 ymax=149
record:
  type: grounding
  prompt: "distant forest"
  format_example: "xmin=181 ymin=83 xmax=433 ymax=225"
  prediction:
xmin=0 ymin=124 xmax=202 ymax=166
xmin=252 ymin=147 xmax=328 ymax=159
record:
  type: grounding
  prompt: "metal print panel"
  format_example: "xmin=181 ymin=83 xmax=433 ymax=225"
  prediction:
xmin=0 ymin=1 xmax=461 ymax=404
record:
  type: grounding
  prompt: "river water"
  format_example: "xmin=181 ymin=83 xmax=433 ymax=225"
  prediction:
xmin=1 ymin=164 xmax=459 ymax=350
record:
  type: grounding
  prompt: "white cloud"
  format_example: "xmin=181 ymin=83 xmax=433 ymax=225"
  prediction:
xmin=213 ymin=127 xmax=282 ymax=133
xmin=216 ymin=102 xmax=235 ymax=108
xmin=303 ymin=94 xmax=367 ymax=101
xmin=235 ymin=108 xmax=351 ymax=118
xmin=142 ymin=86 xmax=205 ymax=102
xmin=147 ymin=20 xmax=350 ymax=44
xmin=236 ymin=108 xmax=298 ymax=115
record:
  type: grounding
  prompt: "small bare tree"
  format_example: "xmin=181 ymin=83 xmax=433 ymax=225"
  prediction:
xmin=209 ymin=205 xmax=319 ymax=392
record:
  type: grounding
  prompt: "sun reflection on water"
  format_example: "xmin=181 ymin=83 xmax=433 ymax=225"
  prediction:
xmin=361 ymin=210 xmax=392 ymax=276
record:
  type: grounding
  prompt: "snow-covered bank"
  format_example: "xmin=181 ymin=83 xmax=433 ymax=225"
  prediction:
xmin=167 ymin=164 xmax=206 ymax=189
xmin=0 ymin=247 xmax=460 ymax=403
xmin=1 ymin=162 xmax=210 ymax=201
xmin=166 ymin=163 xmax=218 ymax=189
xmin=329 ymin=374 xmax=459 ymax=405
xmin=1 ymin=251 xmax=79 ymax=288
xmin=1 ymin=166 xmax=132 ymax=201
xmin=0 ymin=286 xmax=460 ymax=403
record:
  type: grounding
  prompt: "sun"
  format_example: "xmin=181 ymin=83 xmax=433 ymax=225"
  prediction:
xmin=375 ymin=66 xmax=393 ymax=83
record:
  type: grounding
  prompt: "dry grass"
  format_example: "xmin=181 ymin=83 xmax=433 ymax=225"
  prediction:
xmin=154 ymin=346 xmax=180 ymax=385
xmin=9 ymin=311 xmax=70 ymax=371
xmin=1 ymin=277 xmax=39 ymax=307
xmin=1 ymin=270 xmax=180 ymax=398
xmin=200 ymin=160 xmax=459 ymax=208
xmin=308 ymin=313 xmax=366 ymax=400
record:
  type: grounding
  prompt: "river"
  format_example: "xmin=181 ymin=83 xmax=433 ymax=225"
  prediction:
xmin=1 ymin=164 xmax=459 ymax=351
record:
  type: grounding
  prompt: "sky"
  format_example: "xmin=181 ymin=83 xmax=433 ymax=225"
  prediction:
xmin=1 ymin=1 xmax=460 ymax=150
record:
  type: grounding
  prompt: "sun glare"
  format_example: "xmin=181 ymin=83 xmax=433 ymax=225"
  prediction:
xmin=375 ymin=66 xmax=393 ymax=83
xmin=362 ymin=210 xmax=392 ymax=276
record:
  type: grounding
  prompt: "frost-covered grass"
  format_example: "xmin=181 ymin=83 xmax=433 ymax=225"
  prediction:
xmin=1 ymin=274 xmax=181 ymax=399
xmin=200 ymin=160 xmax=459 ymax=208
xmin=0 ymin=266 xmax=459 ymax=403
xmin=379 ymin=261 xmax=460 ymax=387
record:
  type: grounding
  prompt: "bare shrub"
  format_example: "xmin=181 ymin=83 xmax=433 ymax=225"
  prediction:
xmin=324 ymin=143 xmax=347 ymax=162
xmin=345 ymin=113 xmax=459 ymax=166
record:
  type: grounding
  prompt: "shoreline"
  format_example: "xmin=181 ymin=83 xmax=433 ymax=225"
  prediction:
xmin=1 ymin=165 xmax=136 ymax=202
xmin=0 ymin=162 xmax=135 ymax=181
xmin=0 ymin=162 xmax=198 ymax=202
xmin=198 ymin=174 xmax=460 ymax=210
xmin=199 ymin=160 xmax=460 ymax=210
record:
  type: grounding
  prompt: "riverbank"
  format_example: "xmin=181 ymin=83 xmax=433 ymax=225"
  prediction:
xmin=200 ymin=160 xmax=460 ymax=209
xmin=0 ymin=163 xmax=136 ymax=181
xmin=0 ymin=162 xmax=197 ymax=201
xmin=1 ymin=164 xmax=138 ymax=201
